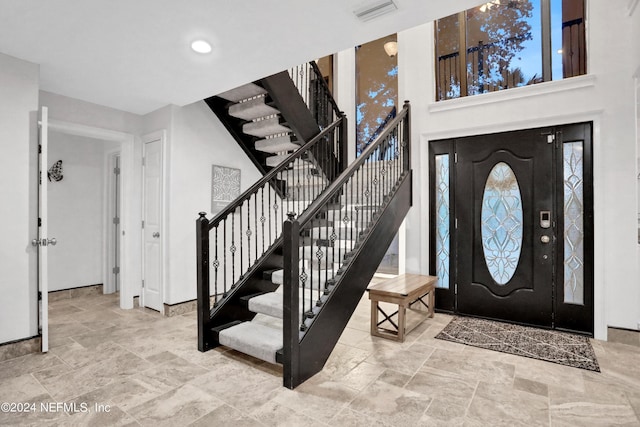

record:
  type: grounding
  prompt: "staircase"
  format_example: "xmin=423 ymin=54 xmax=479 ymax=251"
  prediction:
xmin=213 ymin=82 xmax=298 ymax=170
xmin=197 ymin=62 xmax=412 ymax=389
xmin=204 ymin=62 xmax=341 ymax=190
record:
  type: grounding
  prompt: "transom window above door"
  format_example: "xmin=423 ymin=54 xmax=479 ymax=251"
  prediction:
xmin=435 ymin=0 xmax=586 ymax=101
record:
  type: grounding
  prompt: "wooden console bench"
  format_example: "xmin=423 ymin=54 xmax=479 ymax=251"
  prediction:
xmin=367 ymin=274 xmax=437 ymax=342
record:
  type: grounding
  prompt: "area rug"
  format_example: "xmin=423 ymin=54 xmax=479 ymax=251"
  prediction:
xmin=435 ymin=316 xmax=600 ymax=372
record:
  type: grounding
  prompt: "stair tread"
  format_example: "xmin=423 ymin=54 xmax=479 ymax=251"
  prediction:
xmin=229 ymin=97 xmax=280 ymax=121
xmin=271 ymin=268 xmax=337 ymax=286
xmin=248 ymin=290 xmax=321 ymax=319
xmin=265 ymin=154 xmax=291 ymax=167
xmin=244 ymin=118 xmax=290 ymax=138
xmin=248 ymin=292 xmax=284 ymax=318
xmin=218 ymin=321 xmax=282 ymax=364
xmin=217 ymin=83 xmax=267 ymax=102
xmin=255 ymin=136 xmax=299 ymax=154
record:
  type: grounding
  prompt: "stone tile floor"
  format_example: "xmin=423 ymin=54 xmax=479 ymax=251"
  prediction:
xmin=1 ymin=287 xmax=639 ymax=426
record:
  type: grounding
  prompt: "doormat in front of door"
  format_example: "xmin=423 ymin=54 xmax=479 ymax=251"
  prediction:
xmin=435 ymin=316 xmax=600 ymax=372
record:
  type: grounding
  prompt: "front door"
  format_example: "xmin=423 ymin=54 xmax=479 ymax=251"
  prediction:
xmin=430 ymin=123 xmax=593 ymax=334
xmin=456 ymin=128 xmax=554 ymax=327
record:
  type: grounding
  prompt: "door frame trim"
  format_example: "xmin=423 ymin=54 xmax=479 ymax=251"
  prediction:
xmin=422 ymin=114 xmax=604 ymax=339
xmin=48 ymin=119 xmax=137 ymax=309
xmin=104 ymin=149 xmax=121 ymax=294
xmin=141 ymin=130 xmax=167 ymax=311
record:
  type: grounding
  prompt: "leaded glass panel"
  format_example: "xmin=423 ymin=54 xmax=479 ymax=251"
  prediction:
xmin=481 ymin=162 xmax=523 ymax=285
xmin=563 ymin=141 xmax=584 ymax=305
xmin=435 ymin=155 xmax=450 ymax=289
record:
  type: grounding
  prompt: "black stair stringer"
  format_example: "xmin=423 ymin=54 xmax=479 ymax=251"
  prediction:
xmin=203 ymin=95 xmax=270 ymax=175
xmin=205 ymin=238 xmax=284 ymax=346
xmin=260 ymin=72 xmax=342 ymax=183
xmin=286 ymin=171 xmax=413 ymax=388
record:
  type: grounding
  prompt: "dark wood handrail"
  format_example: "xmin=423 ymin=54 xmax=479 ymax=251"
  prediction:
xmin=360 ymin=105 xmax=397 ymax=153
xmin=208 ymin=117 xmax=344 ymax=231
xmin=309 ymin=61 xmax=343 ymax=118
xmin=296 ymin=101 xmax=410 ymax=228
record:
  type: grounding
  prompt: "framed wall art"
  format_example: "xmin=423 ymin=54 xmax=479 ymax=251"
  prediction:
xmin=211 ymin=165 xmax=241 ymax=214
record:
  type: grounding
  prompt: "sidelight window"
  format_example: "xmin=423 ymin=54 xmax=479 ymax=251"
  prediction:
xmin=435 ymin=0 xmax=586 ymax=101
xmin=435 ymin=154 xmax=451 ymax=288
xmin=563 ymin=141 xmax=584 ymax=304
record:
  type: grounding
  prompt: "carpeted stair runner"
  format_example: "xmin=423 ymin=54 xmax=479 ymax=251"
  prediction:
xmin=216 ymin=204 xmax=354 ymax=364
xmin=218 ymin=322 xmax=282 ymax=364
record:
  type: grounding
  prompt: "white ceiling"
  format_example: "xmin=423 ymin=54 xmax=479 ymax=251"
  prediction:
xmin=0 ymin=0 xmax=481 ymax=115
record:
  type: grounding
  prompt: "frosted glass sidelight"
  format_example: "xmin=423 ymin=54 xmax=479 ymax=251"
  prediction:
xmin=481 ymin=162 xmax=523 ymax=285
xmin=563 ymin=142 xmax=584 ymax=305
xmin=435 ymin=155 xmax=450 ymax=289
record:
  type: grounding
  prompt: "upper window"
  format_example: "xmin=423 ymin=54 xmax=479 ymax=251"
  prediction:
xmin=435 ymin=0 xmax=586 ymax=101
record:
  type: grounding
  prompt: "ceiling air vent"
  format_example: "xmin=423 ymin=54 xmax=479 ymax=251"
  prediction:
xmin=354 ymin=0 xmax=398 ymax=22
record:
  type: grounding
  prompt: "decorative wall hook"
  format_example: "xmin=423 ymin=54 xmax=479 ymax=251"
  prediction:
xmin=48 ymin=160 xmax=63 ymax=182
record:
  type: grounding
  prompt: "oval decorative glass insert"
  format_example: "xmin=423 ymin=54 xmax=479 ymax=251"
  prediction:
xmin=481 ymin=162 xmax=523 ymax=285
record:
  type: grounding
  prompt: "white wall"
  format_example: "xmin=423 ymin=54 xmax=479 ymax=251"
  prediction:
xmin=164 ymin=101 xmax=263 ymax=304
xmin=0 ymin=53 xmax=39 ymax=343
xmin=631 ymin=0 xmax=640 ymax=329
xmin=40 ymin=91 xmax=141 ymax=135
xmin=47 ymin=132 xmax=119 ymax=291
xmin=393 ymin=2 xmax=639 ymax=338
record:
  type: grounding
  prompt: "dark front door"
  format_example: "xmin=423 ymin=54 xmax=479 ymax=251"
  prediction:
xmin=430 ymin=123 xmax=593 ymax=334
xmin=456 ymin=129 xmax=554 ymax=327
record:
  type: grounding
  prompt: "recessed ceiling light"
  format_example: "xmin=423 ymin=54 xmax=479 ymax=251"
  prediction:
xmin=191 ymin=40 xmax=212 ymax=54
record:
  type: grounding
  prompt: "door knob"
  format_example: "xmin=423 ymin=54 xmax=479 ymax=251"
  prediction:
xmin=32 ymin=238 xmax=57 ymax=246
xmin=152 ymin=232 xmax=160 ymax=238
xmin=540 ymin=235 xmax=550 ymax=244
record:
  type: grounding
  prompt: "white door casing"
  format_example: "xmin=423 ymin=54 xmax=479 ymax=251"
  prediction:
xmin=105 ymin=151 xmax=121 ymax=294
xmin=37 ymin=106 xmax=50 ymax=352
xmin=142 ymin=132 xmax=164 ymax=311
xmin=46 ymin=119 xmax=136 ymax=310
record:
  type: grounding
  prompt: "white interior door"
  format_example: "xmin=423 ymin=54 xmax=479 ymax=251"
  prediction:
xmin=142 ymin=137 xmax=163 ymax=311
xmin=37 ymin=106 xmax=50 ymax=352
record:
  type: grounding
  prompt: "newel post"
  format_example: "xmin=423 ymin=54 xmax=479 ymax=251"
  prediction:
xmin=283 ymin=212 xmax=300 ymax=389
xmin=196 ymin=212 xmax=211 ymax=352
xmin=339 ymin=114 xmax=349 ymax=173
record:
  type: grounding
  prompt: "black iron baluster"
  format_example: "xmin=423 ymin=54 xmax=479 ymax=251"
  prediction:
xmin=247 ymin=200 xmax=251 ymax=269
xmin=213 ymin=226 xmax=219 ymax=306
xmin=273 ymin=197 xmax=279 ymax=239
xmin=300 ymin=222 xmax=307 ymax=331
xmin=261 ymin=188 xmax=265 ymax=255
xmin=239 ymin=203 xmax=243 ymax=279
xmin=268 ymin=183 xmax=272 ymax=245
xmin=349 ymin=176 xmax=354 ymax=251
xmin=254 ymin=195 xmax=258 ymax=262
xmin=230 ymin=213 xmax=235 ymax=289
xmin=317 ymin=216 xmax=324 ymax=308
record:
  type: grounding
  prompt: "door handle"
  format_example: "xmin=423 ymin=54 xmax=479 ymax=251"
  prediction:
xmin=32 ymin=238 xmax=57 ymax=246
xmin=152 ymin=232 xmax=160 ymax=238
